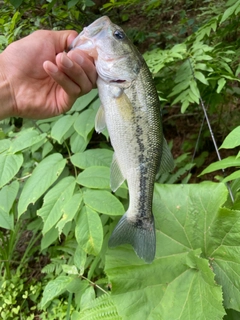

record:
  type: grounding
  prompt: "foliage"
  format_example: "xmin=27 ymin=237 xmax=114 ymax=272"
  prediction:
xmin=1 ymin=0 xmax=240 ymax=319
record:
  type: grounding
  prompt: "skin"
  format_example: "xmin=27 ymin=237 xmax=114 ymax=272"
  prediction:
xmin=0 ymin=30 xmax=97 ymax=120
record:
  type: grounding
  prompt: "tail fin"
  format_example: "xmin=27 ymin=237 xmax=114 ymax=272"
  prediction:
xmin=108 ymin=213 xmax=156 ymax=263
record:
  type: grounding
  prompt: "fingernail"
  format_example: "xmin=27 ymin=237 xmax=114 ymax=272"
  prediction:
xmin=68 ymin=50 xmax=84 ymax=65
xmin=45 ymin=61 xmax=58 ymax=73
xmin=62 ymin=52 xmax=73 ymax=68
xmin=72 ymin=53 xmax=84 ymax=65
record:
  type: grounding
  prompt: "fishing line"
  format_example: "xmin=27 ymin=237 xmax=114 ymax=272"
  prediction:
xmin=187 ymin=58 xmax=234 ymax=203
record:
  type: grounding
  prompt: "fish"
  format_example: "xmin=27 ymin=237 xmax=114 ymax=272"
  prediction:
xmin=71 ymin=16 xmax=174 ymax=263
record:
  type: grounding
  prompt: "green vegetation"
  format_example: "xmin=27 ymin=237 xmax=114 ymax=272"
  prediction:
xmin=1 ymin=0 xmax=240 ymax=319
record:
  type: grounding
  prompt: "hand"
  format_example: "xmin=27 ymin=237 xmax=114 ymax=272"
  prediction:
xmin=0 ymin=30 xmax=97 ymax=119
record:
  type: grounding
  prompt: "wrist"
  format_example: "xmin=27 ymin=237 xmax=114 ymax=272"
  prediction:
xmin=0 ymin=55 xmax=16 ymax=120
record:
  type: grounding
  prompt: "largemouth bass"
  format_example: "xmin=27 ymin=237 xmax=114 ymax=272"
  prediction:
xmin=71 ymin=16 xmax=174 ymax=263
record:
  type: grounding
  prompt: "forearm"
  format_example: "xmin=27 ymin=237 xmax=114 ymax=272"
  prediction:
xmin=0 ymin=55 xmax=15 ymax=120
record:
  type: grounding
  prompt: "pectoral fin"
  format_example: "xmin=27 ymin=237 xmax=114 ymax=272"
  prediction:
xmin=157 ymin=138 xmax=175 ymax=177
xmin=95 ymin=105 xmax=106 ymax=133
xmin=110 ymin=153 xmax=125 ymax=192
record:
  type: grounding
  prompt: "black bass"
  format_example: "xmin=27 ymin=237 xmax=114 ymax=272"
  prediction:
xmin=71 ymin=16 xmax=174 ymax=263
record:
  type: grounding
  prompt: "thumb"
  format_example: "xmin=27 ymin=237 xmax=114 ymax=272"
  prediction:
xmin=50 ymin=30 xmax=79 ymax=53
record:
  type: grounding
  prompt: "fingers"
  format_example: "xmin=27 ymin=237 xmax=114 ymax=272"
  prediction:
xmin=44 ymin=50 xmax=97 ymax=95
xmin=67 ymin=49 xmax=97 ymax=88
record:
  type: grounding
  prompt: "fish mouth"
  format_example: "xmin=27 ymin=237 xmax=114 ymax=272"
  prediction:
xmin=110 ymin=79 xmax=126 ymax=83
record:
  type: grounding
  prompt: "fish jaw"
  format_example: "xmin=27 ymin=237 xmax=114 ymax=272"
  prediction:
xmin=70 ymin=16 xmax=142 ymax=84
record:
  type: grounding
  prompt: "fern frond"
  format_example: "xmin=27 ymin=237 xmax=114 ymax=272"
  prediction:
xmin=79 ymin=294 xmax=121 ymax=320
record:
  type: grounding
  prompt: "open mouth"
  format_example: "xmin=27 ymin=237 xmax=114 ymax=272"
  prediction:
xmin=110 ymin=79 xmax=126 ymax=83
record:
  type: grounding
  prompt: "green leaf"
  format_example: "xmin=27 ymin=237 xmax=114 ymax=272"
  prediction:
xmin=9 ymin=128 xmax=46 ymax=153
xmin=194 ymin=71 xmax=209 ymax=85
xmin=40 ymin=275 xmax=73 ymax=308
xmin=200 ymin=156 xmax=240 ymax=176
xmin=75 ymin=206 xmax=103 ymax=256
xmin=70 ymin=132 xmax=89 ymax=153
xmin=74 ymin=108 xmax=97 ymax=141
xmin=79 ymin=294 xmax=121 ymax=320
xmin=41 ymin=228 xmax=59 ymax=250
xmin=105 ymin=183 xmax=229 ymax=319
xmin=56 ymin=193 xmax=82 ymax=234
xmin=0 ymin=153 xmax=23 ymax=188
xmin=18 ymin=153 xmax=66 ymax=218
xmin=217 ymin=78 xmax=226 ymax=94
xmin=51 ymin=114 xmax=77 ymax=144
xmin=222 ymin=170 xmax=240 ymax=183
xmin=207 ymin=206 xmax=240 ymax=310
xmin=71 ymin=148 xmax=113 ymax=169
xmin=74 ymin=244 xmax=87 ymax=275
xmin=220 ymin=126 xmax=240 ymax=149
xmin=77 ymin=166 xmax=110 ymax=189
xmin=37 ymin=176 xmax=76 ymax=235
xmin=0 ymin=181 xmax=19 ymax=230
xmin=220 ymin=0 xmax=240 ymax=24
xmin=83 ymin=189 xmax=125 ymax=216
xmin=70 ymin=89 xmax=98 ymax=112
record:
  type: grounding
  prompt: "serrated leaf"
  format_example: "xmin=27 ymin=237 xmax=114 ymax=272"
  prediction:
xmin=75 ymin=206 xmax=103 ymax=256
xmin=207 ymin=206 xmax=240 ymax=310
xmin=37 ymin=176 xmax=76 ymax=235
xmin=18 ymin=153 xmax=66 ymax=218
xmin=83 ymin=189 xmax=125 ymax=216
xmin=0 ymin=153 xmax=23 ymax=188
xmin=79 ymin=294 xmax=121 ymax=320
xmin=0 ymin=180 xmax=19 ymax=230
xmin=105 ymin=183 xmax=229 ymax=320
xmin=220 ymin=126 xmax=240 ymax=149
xmin=40 ymin=275 xmax=73 ymax=308
xmin=71 ymin=149 xmax=113 ymax=169
xmin=51 ymin=114 xmax=77 ymax=144
xmin=77 ymin=166 xmax=110 ymax=189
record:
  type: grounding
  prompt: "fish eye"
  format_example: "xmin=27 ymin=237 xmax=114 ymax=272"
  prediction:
xmin=113 ymin=29 xmax=125 ymax=40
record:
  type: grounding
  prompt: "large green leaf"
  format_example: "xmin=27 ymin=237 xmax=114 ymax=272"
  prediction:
xmin=74 ymin=108 xmax=97 ymax=141
xmin=37 ymin=176 xmax=76 ymax=235
xmin=220 ymin=125 xmax=240 ymax=149
xmin=77 ymin=166 xmax=110 ymax=189
xmin=18 ymin=153 xmax=66 ymax=218
xmin=51 ymin=114 xmax=77 ymax=144
xmin=40 ymin=275 xmax=73 ymax=308
xmin=83 ymin=189 xmax=125 ymax=216
xmin=70 ymin=148 xmax=113 ymax=169
xmin=0 ymin=180 xmax=19 ymax=230
xmin=8 ymin=128 xmax=46 ymax=153
xmin=75 ymin=206 xmax=103 ymax=256
xmin=105 ymin=183 xmax=238 ymax=319
xmin=200 ymin=156 xmax=240 ymax=176
xmin=0 ymin=153 xmax=23 ymax=188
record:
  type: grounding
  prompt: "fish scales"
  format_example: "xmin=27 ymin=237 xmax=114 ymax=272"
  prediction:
xmin=71 ymin=16 xmax=174 ymax=263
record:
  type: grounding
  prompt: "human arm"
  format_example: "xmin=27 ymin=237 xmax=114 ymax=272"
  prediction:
xmin=0 ymin=30 xmax=97 ymax=120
